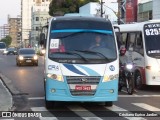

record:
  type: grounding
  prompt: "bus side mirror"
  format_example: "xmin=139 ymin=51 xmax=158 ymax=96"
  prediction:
xmin=40 ymin=33 xmax=46 ymax=48
xmin=114 ymin=26 xmax=122 ymax=49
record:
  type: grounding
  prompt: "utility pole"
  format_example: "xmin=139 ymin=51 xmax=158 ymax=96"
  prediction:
xmin=100 ymin=0 xmax=105 ymax=17
xmin=117 ymin=0 xmax=121 ymax=24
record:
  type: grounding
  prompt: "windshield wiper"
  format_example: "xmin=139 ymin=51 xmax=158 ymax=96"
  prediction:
xmin=50 ymin=51 xmax=88 ymax=62
xmin=75 ymin=50 xmax=110 ymax=62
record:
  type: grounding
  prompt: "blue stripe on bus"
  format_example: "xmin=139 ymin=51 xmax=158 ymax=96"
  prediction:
xmin=51 ymin=29 xmax=113 ymax=34
xmin=63 ymin=64 xmax=86 ymax=75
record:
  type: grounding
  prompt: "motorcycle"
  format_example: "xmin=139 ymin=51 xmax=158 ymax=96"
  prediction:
xmin=118 ymin=62 xmax=134 ymax=95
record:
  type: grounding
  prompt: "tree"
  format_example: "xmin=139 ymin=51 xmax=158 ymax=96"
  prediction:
xmin=1 ymin=35 xmax=12 ymax=47
xmin=49 ymin=0 xmax=99 ymax=16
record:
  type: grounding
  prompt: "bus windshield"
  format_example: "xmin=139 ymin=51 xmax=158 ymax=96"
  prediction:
xmin=0 ymin=42 xmax=6 ymax=49
xmin=48 ymin=20 xmax=117 ymax=64
xmin=144 ymin=23 xmax=160 ymax=58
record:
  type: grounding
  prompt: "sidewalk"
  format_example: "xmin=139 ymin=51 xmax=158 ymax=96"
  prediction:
xmin=0 ymin=75 xmax=12 ymax=111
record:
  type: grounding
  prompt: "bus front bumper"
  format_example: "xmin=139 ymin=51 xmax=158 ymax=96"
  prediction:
xmin=45 ymin=78 xmax=118 ymax=102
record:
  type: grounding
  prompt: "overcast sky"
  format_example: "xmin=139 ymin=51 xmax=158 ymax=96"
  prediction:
xmin=0 ymin=0 xmax=21 ymax=26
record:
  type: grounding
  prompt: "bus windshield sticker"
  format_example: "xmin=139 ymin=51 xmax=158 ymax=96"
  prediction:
xmin=50 ymin=39 xmax=60 ymax=49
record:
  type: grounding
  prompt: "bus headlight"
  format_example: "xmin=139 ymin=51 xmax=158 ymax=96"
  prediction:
xmin=102 ymin=75 xmax=110 ymax=82
xmin=19 ymin=56 xmax=24 ymax=60
xmin=47 ymin=74 xmax=64 ymax=82
xmin=102 ymin=74 xmax=119 ymax=82
xmin=41 ymin=49 xmax=45 ymax=54
xmin=34 ymin=55 xmax=38 ymax=60
xmin=146 ymin=65 xmax=158 ymax=71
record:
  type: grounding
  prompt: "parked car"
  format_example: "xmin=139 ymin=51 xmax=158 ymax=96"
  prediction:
xmin=3 ymin=47 xmax=17 ymax=55
xmin=16 ymin=48 xmax=38 ymax=66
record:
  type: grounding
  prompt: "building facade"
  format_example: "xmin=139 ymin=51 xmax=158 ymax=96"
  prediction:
xmin=152 ymin=0 xmax=160 ymax=19
xmin=0 ymin=25 xmax=9 ymax=40
xmin=8 ymin=17 xmax=21 ymax=47
xmin=31 ymin=5 xmax=51 ymax=48
xmin=21 ymin=0 xmax=51 ymax=47
xmin=79 ymin=2 xmax=118 ymax=23
xmin=137 ymin=0 xmax=152 ymax=22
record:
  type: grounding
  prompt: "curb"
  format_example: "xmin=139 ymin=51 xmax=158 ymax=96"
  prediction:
xmin=0 ymin=75 xmax=13 ymax=111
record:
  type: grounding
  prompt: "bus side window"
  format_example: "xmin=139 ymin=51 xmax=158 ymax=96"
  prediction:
xmin=127 ymin=33 xmax=136 ymax=51
xmin=135 ymin=33 xmax=144 ymax=55
xmin=121 ymin=33 xmax=127 ymax=49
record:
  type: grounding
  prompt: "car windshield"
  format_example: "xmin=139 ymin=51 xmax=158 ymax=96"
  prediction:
xmin=8 ymin=48 xmax=16 ymax=51
xmin=48 ymin=20 xmax=117 ymax=64
xmin=19 ymin=49 xmax=35 ymax=54
xmin=144 ymin=23 xmax=160 ymax=58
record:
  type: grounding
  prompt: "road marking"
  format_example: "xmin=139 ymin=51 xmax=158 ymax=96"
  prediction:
xmin=67 ymin=105 xmax=103 ymax=120
xmin=119 ymin=94 xmax=160 ymax=97
xmin=31 ymin=107 xmax=48 ymax=111
xmin=40 ymin=118 xmax=58 ymax=120
xmin=132 ymin=103 xmax=160 ymax=111
xmin=28 ymin=94 xmax=160 ymax=101
xmin=106 ymin=105 xmax=146 ymax=120
xmin=31 ymin=107 xmax=58 ymax=120
xmin=28 ymin=97 xmax=45 ymax=100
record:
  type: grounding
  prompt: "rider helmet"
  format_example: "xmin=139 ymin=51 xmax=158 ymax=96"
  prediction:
xmin=120 ymin=47 xmax=126 ymax=56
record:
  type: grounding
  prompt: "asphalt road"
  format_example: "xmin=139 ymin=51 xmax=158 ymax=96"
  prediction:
xmin=1 ymin=54 xmax=160 ymax=120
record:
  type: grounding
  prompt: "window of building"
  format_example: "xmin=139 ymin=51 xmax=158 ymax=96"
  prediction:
xmin=36 ymin=27 xmax=39 ymax=31
xmin=36 ymin=17 xmax=39 ymax=21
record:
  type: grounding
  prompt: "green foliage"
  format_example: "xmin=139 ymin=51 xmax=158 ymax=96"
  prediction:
xmin=49 ymin=0 xmax=99 ymax=16
xmin=1 ymin=35 xmax=12 ymax=47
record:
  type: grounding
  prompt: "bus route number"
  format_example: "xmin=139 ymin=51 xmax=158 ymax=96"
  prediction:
xmin=145 ymin=28 xmax=160 ymax=36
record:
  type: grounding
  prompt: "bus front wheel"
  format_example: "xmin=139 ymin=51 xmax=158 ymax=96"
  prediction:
xmin=105 ymin=102 xmax=113 ymax=107
xmin=45 ymin=100 xmax=55 ymax=109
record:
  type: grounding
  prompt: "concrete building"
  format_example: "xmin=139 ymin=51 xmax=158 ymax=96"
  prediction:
xmin=0 ymin=25 xmax=9 ymax=40
xmin=79 ymin=2 xmax=118 ymax=23
xmin=8 ymin=17 xmax=21 ymax=47
xmin=31 ymin=5 xmax=51 ymax=48
xmin=137 ymin=0 xmax=152 ymax=22
xmin=152 ymin=0 xmax=160 ymax=19
xmin=21 ymin=0 xmax=51 ymax=47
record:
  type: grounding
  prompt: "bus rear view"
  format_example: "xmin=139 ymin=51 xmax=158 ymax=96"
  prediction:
xmin=43 ymin=16 xmax=119 ymax=109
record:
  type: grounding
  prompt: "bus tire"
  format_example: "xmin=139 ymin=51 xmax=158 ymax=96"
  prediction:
xmin=135 ymin=71 xmax=144 ymax=90
xmin=45 ymin=100 xmax=55 ymax=109
xmin=44 ymin=81 xmax=56 ymax=109
xmin=105 ymin=102 xmax=113 ymax=107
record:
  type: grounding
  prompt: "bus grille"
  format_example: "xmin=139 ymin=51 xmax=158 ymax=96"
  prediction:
xmin=66 ymin=76 xmax=100 ymax=84
xmin=70 ymin=90 xmax=96 ymax=96
xmin=66 ymin=76 xmax=101 ymax=96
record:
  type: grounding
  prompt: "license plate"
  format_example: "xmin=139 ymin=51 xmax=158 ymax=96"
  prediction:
xmin=75 ymin=85 xmax=91 ymax=91
xmin=26 ymin=60 xmax=31 ymax=62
